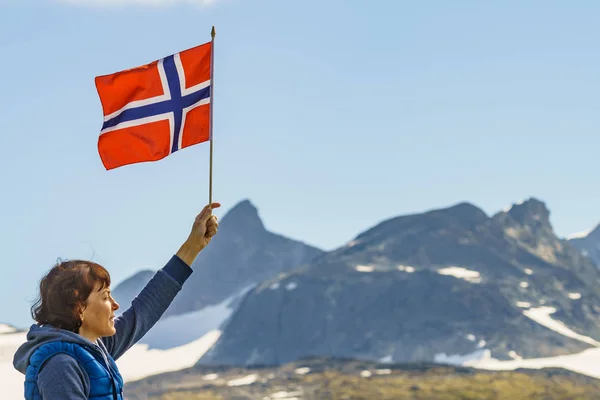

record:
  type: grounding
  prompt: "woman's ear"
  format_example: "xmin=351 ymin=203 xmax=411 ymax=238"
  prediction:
xmin=77 ymin=303 xmax=86 ymax=322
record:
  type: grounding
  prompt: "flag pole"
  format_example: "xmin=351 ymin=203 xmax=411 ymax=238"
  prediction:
xmin=209 ymin=26 xmax=215 ymax=206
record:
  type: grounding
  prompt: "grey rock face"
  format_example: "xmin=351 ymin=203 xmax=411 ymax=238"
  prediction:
xmin=200 ymin=198 xmax=600 ymax=366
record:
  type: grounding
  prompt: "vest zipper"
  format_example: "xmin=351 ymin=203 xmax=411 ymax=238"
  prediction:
xmin=88 ymin=345 xmax=120 ymax=400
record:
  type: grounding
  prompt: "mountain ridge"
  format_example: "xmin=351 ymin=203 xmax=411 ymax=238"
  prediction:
xmin=199 ymin=197 xmax=600 ymax=367
xmin=111 ymin=198 xmax=324 ymax=325
xmin=568 ymin=223 xmax=600 ymax=268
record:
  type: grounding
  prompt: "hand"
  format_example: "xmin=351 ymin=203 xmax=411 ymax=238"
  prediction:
xmin=190 ymin=202 xmax=221 ymax=249
xmin=177 ymin=202 xmax=221 ymax=266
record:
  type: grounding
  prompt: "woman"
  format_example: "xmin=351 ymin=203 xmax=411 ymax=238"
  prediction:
xmin=13 ymin=202 xmax=220 ymax=400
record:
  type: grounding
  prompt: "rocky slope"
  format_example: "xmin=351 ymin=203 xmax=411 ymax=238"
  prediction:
xmin=568 ymin=223 xmax=600 ymax=267
xmin=112 ymin=199 xmax=323 ymax=318
xmin=164 ymin=199 xmax=323 ymax=317
xmin=199 ymin=198 xmax=600 ymax=366
xmin=123 ymin=357 xmax=600 ymax=400
xmin=110 ymin=200 xmax=323 ymax=349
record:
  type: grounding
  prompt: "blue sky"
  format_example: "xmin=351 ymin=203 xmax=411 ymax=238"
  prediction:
xmin=1 ymin=0 xmax=599 ymax=327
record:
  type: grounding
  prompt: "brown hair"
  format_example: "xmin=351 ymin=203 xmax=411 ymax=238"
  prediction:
xmin=31 ymin=259 xmax=111 ymax=332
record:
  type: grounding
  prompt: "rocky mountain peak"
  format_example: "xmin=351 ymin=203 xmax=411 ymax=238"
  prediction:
xmin=219 ymin=199 xmax=265 ymax=233
xmin=503 ymin=198 xmax=552 ymax=232
xmin=443 ymin=201 xmax=488 ymax=219
xmin=199 ymin=198 xmax=600 ymax=369
xmin=353 ymin=201 xmax=488 ymax=247
xmin=111 ymin=199 xmax=323 ymax=323
xmin=491 ymin=198 xmax=562 ymax=264
xmin=163 ymin=199 xmax=321 ymax=317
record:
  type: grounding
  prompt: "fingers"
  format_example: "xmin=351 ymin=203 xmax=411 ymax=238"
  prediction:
xmin=205 ymin=215 xmax=219 ymax=237
xmin=205 ymin=215 xmax=218 ymax=228
xmin=198 ymin=202 xmax=221 ymax=223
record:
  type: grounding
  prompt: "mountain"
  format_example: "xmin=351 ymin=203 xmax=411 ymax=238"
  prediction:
xmin=568 ymin=223 xmax=600 ymax=267
xmin=112 ymin=270 xmax=155 ymax=316
xmin=163 ymin=199 xmax=323 ymax=317
xmin=199 ymin=198 xmax=600 ymax=367
xmin=110 ymin=199 xmax=324 ymax=348
xmin=123 ymin=357 xmax=600 ymax=400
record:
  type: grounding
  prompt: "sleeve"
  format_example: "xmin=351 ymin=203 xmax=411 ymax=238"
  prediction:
xmin=37 ymin=354 xmax=90 ymax=400
xmin=101 ymin=255 xmax=193 ymax=360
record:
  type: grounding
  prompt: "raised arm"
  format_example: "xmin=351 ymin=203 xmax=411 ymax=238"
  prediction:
xmin=101 ymin=202 xmax=220 ymax=359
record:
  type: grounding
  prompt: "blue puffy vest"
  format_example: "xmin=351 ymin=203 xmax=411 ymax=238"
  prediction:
xmin=24 ymin=341 xmax=124 ymax=400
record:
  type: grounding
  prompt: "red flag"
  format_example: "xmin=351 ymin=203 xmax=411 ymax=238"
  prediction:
xmin=94 ymin=42 xmax=212 ymax=170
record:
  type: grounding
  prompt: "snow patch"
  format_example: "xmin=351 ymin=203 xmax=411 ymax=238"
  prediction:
xmin=520 ymin=281 xmax=529 ymax=288
xmin=266 ymin=391 xmax=302 ymax=399
xmin=134 ymin=287 xmax=247 ymax=349
xmin=116 ymin=330 xmax=221 ymax=382
xmin=516 ymin=301 xmax=531 ymax=308
xmin=437 ymin=266 xmax=481 ymax=283
xmin=434 ymin=337 xmax=600 ymax=381
xmin=567 ymin=229 xmax=592 ymax=240
xmin=0 ymin=324 xmax=16 ymax=334
xmin=294 ymin=367 xmax=310 ymax=375
xmin=477 ymin=339 xmax=487 ymax=348
xmin=227 ymin=374 xmax=258 ymax=386
xmin=360 ymin=370 xmax=372 ymax=378
xmin=524 ymin=269 xmax=533 ymax=275
xmin=523 ymin=307 xmax=600 ymax=347
xmin=463 ymin=347 xmax=600 ymax=380
xmin=355 ymin=265 xmax=375 ymax=273
xmin=203 ymin=373 xmax=219 ymax=380
xmin=397 ymin=265 xmax=415 ymax=273
xmin=0 ymin=331 xmax=27 ymax=363
xmin=568 ymin=292 xmax=582 ymax=300
xmin=466 ymin=334 xmax=476 ymax=341
xmin=285 ymin=282 xmax=298 ymax=291
xmin=508 ymin=351 xmax=522 ymax=360
xmin=270 ymin=282 xmax=280 ymax=290
xmin=375 ymin=368 xmax=392 ymax=375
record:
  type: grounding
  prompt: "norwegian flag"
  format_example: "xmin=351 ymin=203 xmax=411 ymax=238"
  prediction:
xmin=94 ymin=41 xmax=213 ymax=170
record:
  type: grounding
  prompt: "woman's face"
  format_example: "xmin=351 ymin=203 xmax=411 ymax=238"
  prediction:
xmin=78 ymin=282 xmax=120 ymax=342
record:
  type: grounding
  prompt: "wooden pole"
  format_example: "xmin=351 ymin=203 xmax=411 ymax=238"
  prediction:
xmin=209 ymin=26 xmax=215 ymax=205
